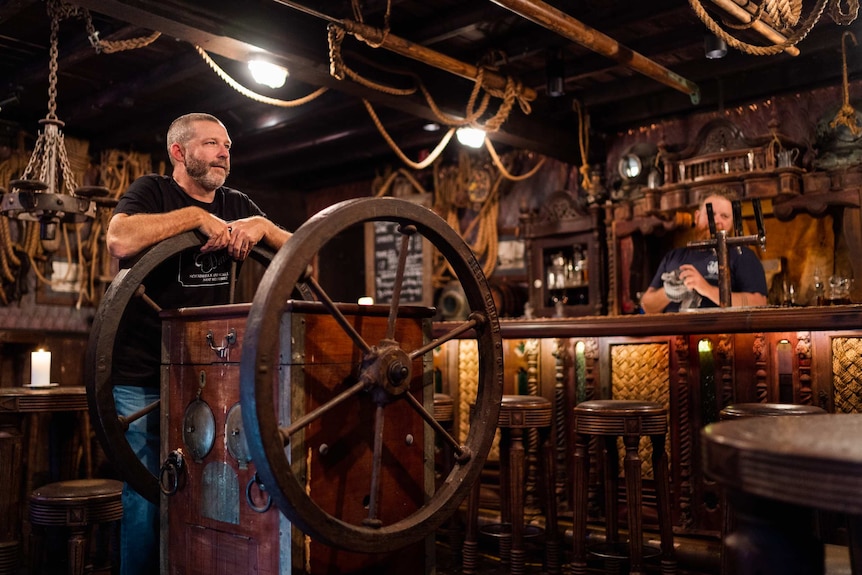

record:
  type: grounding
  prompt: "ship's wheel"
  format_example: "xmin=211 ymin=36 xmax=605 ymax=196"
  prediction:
xmin=87 ymin=197 xmax=503 ymax=553
xmin=85 ymin=231 xmax=277 ymax=503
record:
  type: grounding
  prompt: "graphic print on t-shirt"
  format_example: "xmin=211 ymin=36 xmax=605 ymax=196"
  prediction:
xmin=706 ymin=259 xmax=718 ymax=280
xmin=178 ymin=250 xmax=232 ymax=287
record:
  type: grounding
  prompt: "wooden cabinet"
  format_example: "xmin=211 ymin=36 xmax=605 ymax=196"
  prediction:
xmin=522 ymin=192 xmax=605 ymax=317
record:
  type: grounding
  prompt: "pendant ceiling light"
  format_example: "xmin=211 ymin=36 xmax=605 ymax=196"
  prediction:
xmin=0 ymin=0 xmax=102 ymax=242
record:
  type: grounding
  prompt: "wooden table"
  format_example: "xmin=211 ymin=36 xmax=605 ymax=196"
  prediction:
xmin=0 ymin=386 xmax=89 ymax=575
xmin=702 ymin=414 xmax=862 ymax=575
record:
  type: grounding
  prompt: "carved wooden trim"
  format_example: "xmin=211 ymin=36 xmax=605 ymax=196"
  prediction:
xmin=753 ymin=333 xmax=768 ymax=403
xmin=796 ymin=331 xmax=813 ymax=406
xmin=674 ymin=335 xmax=692 ymax=529
xmin=716 ymin=333 xmax=734 ymax=410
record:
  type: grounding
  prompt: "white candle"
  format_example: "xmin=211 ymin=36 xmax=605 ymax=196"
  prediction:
xmin=31 ymin=349 xmax=51 ymax=387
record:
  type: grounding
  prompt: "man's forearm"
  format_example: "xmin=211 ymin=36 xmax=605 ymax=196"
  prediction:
xmin=107 ymin=207 xmax=206 ymax=259
xmin=260 ymin=219 xmax=292 ymax=249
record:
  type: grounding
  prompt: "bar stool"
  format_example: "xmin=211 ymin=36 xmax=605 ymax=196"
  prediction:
xmin=433 ymin=393 xmax=456 ymax=483
xmin=717 ymin=402 xmax=827 ymax=575
xmin=463 ymin=395 xmax=560 ymax=575
xmin=572 ymin=399 xmax=676 ymax=575
xmin=29 ymin=478 xmax=124 ymax=575
xmin=433 ymin=393 xmax=461 ymax=560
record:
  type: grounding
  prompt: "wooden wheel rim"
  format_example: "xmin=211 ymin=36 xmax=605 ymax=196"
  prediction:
xmin=240 ymin=197 xmax=503 ymax=553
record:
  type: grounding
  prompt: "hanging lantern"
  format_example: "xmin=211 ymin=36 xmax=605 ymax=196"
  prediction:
xmin=1 ymin=0 xmax=103 ymax=241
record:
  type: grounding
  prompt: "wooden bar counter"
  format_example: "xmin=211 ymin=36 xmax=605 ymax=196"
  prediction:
xmin=432 ymin=304 xmax=862 ymax=536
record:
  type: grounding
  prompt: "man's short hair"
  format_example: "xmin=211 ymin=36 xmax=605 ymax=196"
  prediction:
xmin=166 ymin=113 xmax=225 ymax=165
xmin=697 ymin=187 xmax=739 ymax=209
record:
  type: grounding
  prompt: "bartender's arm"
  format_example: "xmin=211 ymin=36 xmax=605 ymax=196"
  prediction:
xmin=640 ymin=286 xmax=671 ymax=314
xmin=677 ymin=264 xmax=767 ymax=307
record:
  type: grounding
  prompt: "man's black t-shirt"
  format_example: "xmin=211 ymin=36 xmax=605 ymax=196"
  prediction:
xmin=111 ymin=175 xmax=267 ymax=387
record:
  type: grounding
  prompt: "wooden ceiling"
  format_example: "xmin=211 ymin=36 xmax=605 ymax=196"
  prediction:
xmin=1 ymin=0 xmax=860 ymax=191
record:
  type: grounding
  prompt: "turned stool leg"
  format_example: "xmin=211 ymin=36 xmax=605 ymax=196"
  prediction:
xmin=623 ymin=434 xmax=645 ymax=575
xmin=847 ymin=514 xmax=862 ymax=575
xmin=540 ymin=425 xmax=560 ymax=575
xmin=28 ymin=526 xmax=45 ymax=575
xmin=68 ymin=526 xmax=87 ymax=575
xmin=462 ymin=476 xmax=482 ymax=575
xmin=508 ymin=427 xmax=526 ymax=575
xmin=651 ymin=433 xmax=677 ymax=574
xmin=604 ymin=436 xmax=622 ymax=575
xmin=572 ymin=430 xmax=590 ymax=575
xmin=498 ymin=428 xmax=513 ymax=565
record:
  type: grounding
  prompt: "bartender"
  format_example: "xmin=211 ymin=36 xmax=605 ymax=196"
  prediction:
xmin=640 ymin=188 xmax=768 ymax=313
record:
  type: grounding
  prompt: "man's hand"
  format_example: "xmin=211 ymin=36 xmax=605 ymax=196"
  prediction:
xmin=223 ymin=216 xmax=268 ymax=260
xmin=678 ymin=264 xmax=711 ymax=297
xmin=661 ymin=270 xmax=687 ymax=303
xmin=198 ymin=214 xmax=232 ymax=253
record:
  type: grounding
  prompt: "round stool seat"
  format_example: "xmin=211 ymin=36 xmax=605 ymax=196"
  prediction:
xmin=30 ymin=479 xmax=123 ymax=527
xmin=433 ymin=393 xmax=454 ymax=423
xmin=720 ymin=402 xmax=826 ymax=420
xmin=498 ymin=394 xmax=552 ymax=428
xmin=573 ymin=399 xmax=667 ymax=436
xmin=28 ymin=479 xmax=123 ymax=575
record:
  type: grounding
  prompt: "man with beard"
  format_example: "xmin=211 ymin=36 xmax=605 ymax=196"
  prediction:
xmin=640 ymin=187 xmax=767 ymax=313
xmin=105 ymin=113 xmax=291 ymax=575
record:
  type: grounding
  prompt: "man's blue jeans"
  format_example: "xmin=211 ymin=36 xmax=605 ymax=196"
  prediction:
xmin=114 ymin=385 xmax=160 ymax=575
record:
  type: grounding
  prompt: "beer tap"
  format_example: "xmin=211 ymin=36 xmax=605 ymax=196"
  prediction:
xmin=687 ymin=199 xmax=766 ymax=307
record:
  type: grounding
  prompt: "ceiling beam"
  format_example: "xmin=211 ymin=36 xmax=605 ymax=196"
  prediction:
xmin=71 ymin=0 xmax=579 ymax=160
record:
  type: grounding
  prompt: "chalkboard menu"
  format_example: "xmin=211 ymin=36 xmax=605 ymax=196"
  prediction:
xmin=365 ymin=219 xmax=432 ymax=306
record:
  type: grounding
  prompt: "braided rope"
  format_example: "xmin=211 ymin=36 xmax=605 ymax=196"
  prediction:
xmin=98 ymin=31 xmax=161 ymax=54
xmin=830 ymin=0 xmax=861 ymax=22
xmin=457 ymin=339 xmax=480 ymax=446
xmin=573 ymin=100 xmax=592 ymax=191
xmin=484 ymin=138 xmax=546 ymax=181
xmin=829 ymin=31 xmax=862 ymax=135
xmin=688 ymin=0 xmax=830 ymax=55
xmin=362 ymin=99 xmax=455 ymax=170
xmin=195 ymin=46 xmax=329 ymax=107
xmin=764 ymin=0 xmax=803 ymax=29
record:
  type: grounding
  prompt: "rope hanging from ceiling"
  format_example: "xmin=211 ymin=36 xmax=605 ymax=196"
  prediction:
xmin=194 ymin=46 xmax=329 ymax=107
xmin=688 ymin=0 xmax=854 ymax=55
xmin=829 ymin=31 xmax=862 ymax=135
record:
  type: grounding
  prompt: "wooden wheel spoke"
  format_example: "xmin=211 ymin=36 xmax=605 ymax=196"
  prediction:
xmin=117 ymin=398 xmax=160 ymax=432
xmin=278 ymin=380 xmax=367 ymax=444
xmin=363 ymin=404 xmax=386 ymax=527
xmin=402 ymin=391 xmax=468 ymax=460
xmin=133 ymin=283 xmax=162 ymax=313
xmin=385 ymin=225 xmax=416 ymax=341
xmin=409 ymin=313 xmax=482 ymax=361
xmin=306 ymin=276 xmax=372 ymax=354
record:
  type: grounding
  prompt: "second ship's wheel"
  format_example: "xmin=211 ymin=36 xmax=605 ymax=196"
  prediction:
xmin=241 ymin=196 xmax=503 ymax=553
xmin=85 ymin=231 xmax=276 ymax=503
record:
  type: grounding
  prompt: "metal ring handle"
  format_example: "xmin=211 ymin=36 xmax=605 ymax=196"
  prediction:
xmin=245 ymin=473 xmax=272 ymax=513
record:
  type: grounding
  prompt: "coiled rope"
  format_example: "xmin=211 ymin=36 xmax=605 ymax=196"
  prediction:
xmin=688 ymin=0 xmax=830 ymax=55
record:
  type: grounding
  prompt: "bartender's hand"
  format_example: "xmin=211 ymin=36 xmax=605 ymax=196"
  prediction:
xmin=678 ymin=264 xmax=711 ymax=296
xmin=661 ymin=270 xmax=687 ymax=302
